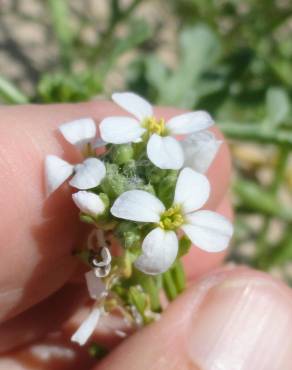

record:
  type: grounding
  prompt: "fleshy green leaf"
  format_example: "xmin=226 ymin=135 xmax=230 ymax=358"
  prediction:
xmin=265 ymin=87 xmax=290 ymax=127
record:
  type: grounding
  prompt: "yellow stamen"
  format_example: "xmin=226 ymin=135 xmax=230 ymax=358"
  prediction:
xmin=143 ymin=117 xmax=166 ymax=136
xmin=159 ymin=205 xmax=184 ymax=231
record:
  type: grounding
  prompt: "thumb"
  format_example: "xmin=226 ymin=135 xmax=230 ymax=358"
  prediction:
xmin=94 ymin=267 xmax=292 ymax=370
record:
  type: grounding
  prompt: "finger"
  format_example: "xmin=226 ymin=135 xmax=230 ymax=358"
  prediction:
xmin=0 ymin=102 xmax=230 ymax=323
xmin=0 ymin=335 xmax=95 ymax=370
xmin=0 ymin=283 xmax=87 ymax=354
xmin=93 ymin=267 xmax=292 ymax=370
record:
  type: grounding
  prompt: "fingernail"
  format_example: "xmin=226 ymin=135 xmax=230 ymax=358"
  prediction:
xmin=188 ymin=275 xmax=292 ymax=370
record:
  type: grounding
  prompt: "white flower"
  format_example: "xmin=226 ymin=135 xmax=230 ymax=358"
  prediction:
xmin=59 ymin=118 xmax=97 ymax=150
xmin=183 ymin=131 xmax=222 ymax=173
xmin=72 ymin=191 xmax=105 ymax=217
xmin=100 ymin=92 xmax=214 ymax=170
xmin=45 ymin=156 xmax=106 ymax=195
xmin=111 ymin=167 xmax=233 ymax=275
xmin=45 ymin=118 xmax=107 ymax=195
xmin=71 ymin=270 xmax=106 ymax=346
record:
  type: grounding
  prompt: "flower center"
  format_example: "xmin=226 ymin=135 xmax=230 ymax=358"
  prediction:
xmin=143 ymin=117 xmax=166 ymax=136
xmin=159 ymin=205 xmax=184 ymax=231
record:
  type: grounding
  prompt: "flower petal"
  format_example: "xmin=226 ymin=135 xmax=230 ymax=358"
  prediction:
xmin=72 ymin=191 xmax=105 ymax=217
xmin=69 ymin=158 xmax=106 ymax=190
xmin=85 ymin=270 xmax=106 ymax=299
xmin=182 ymin=210 xmax=233 ymax=252
xmin=112 ymin=92 xmax=153 ymax=120
xmin=166 ymin=111 xmax=213 ymax=135
xmin=147 ymin=134 xmax=184 ymax=170
xmin=183 ymin=131 xmax=222 ymax=173
xmin=100 ymin=116 xmax=145 ymax=144
xmin=174 ymin=167 xmax=210 ymax=213
xmin=45 ymin=155 xmax=74 ymax=195
xmin=111 ymin=190 xmax=165 ymax=223
xmin=71 ymin=306 xmax=101 ymax=346
xmin=59 ymin=118 xmax=96 ymax=148
xmin=134 ymin=228 xmax=178 ymax=275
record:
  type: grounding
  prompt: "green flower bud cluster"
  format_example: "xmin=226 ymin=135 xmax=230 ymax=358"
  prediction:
xmin=79 ymin=141 xmax=180 ymax=253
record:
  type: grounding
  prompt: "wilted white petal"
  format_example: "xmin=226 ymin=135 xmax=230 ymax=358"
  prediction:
xmin=147 ymin=134 xmax=184 ymax=170
xmin=45 ymin=155 xmax=74 ymax=195
xmin=100 ymin=247 xmax=111 ymax=265
xmin=166 ymin=111 xmax=213 ymax=135
xmin=183 ymin=131 xmax=222 ymax=173
xmin=59 ymin=118 xmax=96 ymax=148
xmin=182 ymin=210 xmax=233 ymax=252
xmin=100 ymin=116 xmax=145 ymax=144
xmin=94 ymin=264 xmax=111 ymax=278
xmin=91 ymin=247 xmax=112 ymax=268
xmin=85 ymin=270 xmax=106 ymax=299
xmin=69 ymin=158 xmax=106 ymax=189
xmin=112 ymin=92 xmax=153 ymax=120
xmin=111 ymin=190 xmax=165 ymax=222
xmin=71 ymin=306 xmax=101 ymax=346
xmin=174 ymin=167 xmax=210 ymax=213
xmin=72 ymin=191 xmax=105 ymax=217
xmin=134 ymin=228 xmax=178 ymax=275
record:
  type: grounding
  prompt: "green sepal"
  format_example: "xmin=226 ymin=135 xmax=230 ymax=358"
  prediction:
xmin=79 ymin=213 xmax=95 ymax=224
xmin=177 ymin=235 xmax=192 ymax=258
xmin=99 ymin=192 xmax=110 ymax=209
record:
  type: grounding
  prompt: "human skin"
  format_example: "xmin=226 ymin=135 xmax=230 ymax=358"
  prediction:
xmin=0 ymin=103 xmax=292 ymax=370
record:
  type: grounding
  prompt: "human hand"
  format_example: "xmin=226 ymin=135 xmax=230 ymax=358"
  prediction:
xmin=0 ymin=102 xmax=291 ymax=370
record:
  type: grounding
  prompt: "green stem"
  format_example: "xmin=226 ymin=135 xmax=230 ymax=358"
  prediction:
xmin=162 ymin=270 xmax=178 ymax=301
xmin=0 ymin=76 xmax=29 ymax=104
xmin=172 ymin=260 xmax=186 ymax=293
xmin=219 ymin=122 xmax=292 ymax=146
xmin=255 ymin=147 xmax=289 ymax=268
xmin=233 ymin=178 xmax=292 ymax=222
xmin=92 ymin=0 xmax=143 ymax=60
xmin=48 ymin=0 xmax=74 ymax=71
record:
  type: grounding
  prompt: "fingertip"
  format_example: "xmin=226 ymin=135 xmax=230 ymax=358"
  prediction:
xmin=94 ymin=267 xmax=292 ymax=370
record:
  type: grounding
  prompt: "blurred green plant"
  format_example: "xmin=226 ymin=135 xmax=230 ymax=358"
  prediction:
xmin=0 ymin=0 xmax=291 ymax=281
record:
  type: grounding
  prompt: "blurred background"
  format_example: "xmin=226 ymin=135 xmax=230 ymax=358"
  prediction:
xmin=1 ymin=0 xmax=292 ymax=282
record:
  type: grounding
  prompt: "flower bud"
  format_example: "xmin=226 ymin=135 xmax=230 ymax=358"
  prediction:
xmin=111 ymin=144 xmax=134 ymax=165
xmin=72 ymin=191 xmax=106 ymax=217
